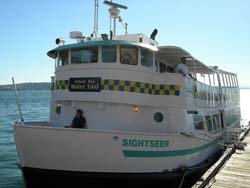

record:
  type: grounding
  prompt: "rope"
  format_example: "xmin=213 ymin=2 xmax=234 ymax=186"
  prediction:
xmin=178 ymin=168 xmax=187 ymax=188
xmin=180 ymin=132 xmax=232 ymax=147
xmin=206 ymin=177 xmax=216 ymax=188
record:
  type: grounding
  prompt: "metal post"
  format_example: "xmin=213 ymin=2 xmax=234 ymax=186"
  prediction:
xmin=235 ymin=75 xmax=239 ymax=87
xmin=192 ymin=58 xmax=197 ymax=79
xmin=12 ymin=77 xmax=24 ymax=123
xmin=125 ymin=23 xmax=128 ymax=35
xmin=208 ymin=73 xmax=211 ymax=86
xmin=113 ymin=18 xmax=116 ymax=36
xmin=217 ymin=71 xmax=222 ymax=105
xmin=221 ymin=72 xmax=226 ymax=87
xmin=93 ymin=0 xmax=99 ymax=39
xmin=109 ymin=0 xmax=112 ymax=35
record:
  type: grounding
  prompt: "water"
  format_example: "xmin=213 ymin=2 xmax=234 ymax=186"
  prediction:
xmin=0 ymin=90 xmax=50 ymax=188
xmin=239 ymin=89 xmax=250 ymax=126
xmin=0 ymin=89 xmax=250 ymax=188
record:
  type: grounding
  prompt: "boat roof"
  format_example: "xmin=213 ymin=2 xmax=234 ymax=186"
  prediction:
xmin=156 ymin=46 xmax=216 ymax=74
xmin=47 ymin=40 xmax=158 ymax=58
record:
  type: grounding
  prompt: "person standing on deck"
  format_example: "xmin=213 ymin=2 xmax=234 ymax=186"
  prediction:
xmin=65 ymin=109 xmax=86 ymax=128
xmin=176 ymin=57 xmax=195 ymax=79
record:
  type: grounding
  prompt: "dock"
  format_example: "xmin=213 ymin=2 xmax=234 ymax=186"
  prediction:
xmin=193 ymin=126 xmax=250 ymax=188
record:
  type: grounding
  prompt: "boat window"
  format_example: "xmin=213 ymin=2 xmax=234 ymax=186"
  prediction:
xmin=227 ymin=74 xmax=232 ymax=87
xmin=154 ymin=112 xmax=164 ymax=123
xmin=120 ymin=46 xmax=138 ymax=65
xmin=229 ymin=74 xmax=233 ymax=87
xmin=204 ymin=74 xmax=211 ymax=85
xmin=159 ymin=63 xmax=174 ymax=73
xmin=196 ymin=74 xmax=204 ymax=83
xmin=167 ymin=66 xmax=174 ymax=73
xmin=159 ymin=63 xmax=166 ymax=73
xmin=231 ymin=75 xmax=236 ymax=87
xmin=196 ymin=73 xmax=210 ymax=85
xmin=71 ymin=48 xmax=98 ymax=64
xmin=193 ymin=115 xmax=204 ymax=130
xmin=225 ymin=109 xmax=239 ymax=126
xmin=213 ymin=114 xmax=220 ymax=132
xmin=228 ymin=74 xmax=234 ymax=87
xmin=224 ymin=74 xmax=230 ymax=87
xmin=230 ymin=75 xmax=234 ymax=87
xmin=102 ymin=46 xmax=117 ymax=63
xmin=155 ymin=61 xmax=159 ymax=72
xmin=206 ymin=116 xmax=213 ymax=132
xmin=210 ymin=74 xmax=215 ymax=87
xmin=234 ymin=107 xmax=240 ymax=122
xmin=221 ymin=74 xmax=227 ymax=87
xmin=141 ymin=49 xmax=153 ymax=68
xmin=57 ymin=50 xmax=68 ymax=66
xmin=219 ymin=74 xmax=225 ymax=87
xmin=232 ymin=75 xmax=237 ymax=87
xmin=225 ymin=110 xmax=230 ymax=126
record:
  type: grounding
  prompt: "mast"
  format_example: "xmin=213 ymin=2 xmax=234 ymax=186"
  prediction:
xmin=93 ymin=0 xmax=99 ymax=39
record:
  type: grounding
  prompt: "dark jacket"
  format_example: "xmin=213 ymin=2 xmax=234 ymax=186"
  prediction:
xmin=71 ymin=116 xmax=86 ymax=128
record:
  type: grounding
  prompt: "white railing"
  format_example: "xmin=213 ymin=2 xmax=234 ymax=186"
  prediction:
xmin=223 ymin=127 xmax=241 ymax=144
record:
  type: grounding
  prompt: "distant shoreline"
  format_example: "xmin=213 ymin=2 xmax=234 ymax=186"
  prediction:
xmin=0 ymin=82 xmax=249 ymax=91
xmin=0 ymin=82 xmax=51 ymax=91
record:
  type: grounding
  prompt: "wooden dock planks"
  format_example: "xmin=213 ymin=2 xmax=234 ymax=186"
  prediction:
xmin=192 ymin=127 xmax=250 ymax=188
xmin=210 ymin=133 xmax=250 ymax=188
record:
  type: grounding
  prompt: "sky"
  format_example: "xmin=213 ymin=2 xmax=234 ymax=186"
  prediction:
xmin=0 ymin=0 xmax=250 ymax=86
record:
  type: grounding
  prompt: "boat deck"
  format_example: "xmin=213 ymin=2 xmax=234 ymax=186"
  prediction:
xmin=192 ymin=126 xmax=250 ymax=188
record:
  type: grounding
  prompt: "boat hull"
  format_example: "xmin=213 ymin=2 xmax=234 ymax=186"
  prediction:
xmin=21 ymin=162 xmax=215 ymax=188
xmin=13 ymin=124 xmax=221 ymax=187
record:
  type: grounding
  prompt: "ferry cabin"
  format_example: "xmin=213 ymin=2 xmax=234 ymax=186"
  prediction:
xmin=47 ymin=33 xmax=241 ymax=135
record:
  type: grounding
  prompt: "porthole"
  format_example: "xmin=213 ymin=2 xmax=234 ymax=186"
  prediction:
xmin=154 ymin=112 xmax=163 ymax=123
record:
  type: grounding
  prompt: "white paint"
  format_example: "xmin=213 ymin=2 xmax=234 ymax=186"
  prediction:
xmin=14 ymin=125 xmax=219 ymax=173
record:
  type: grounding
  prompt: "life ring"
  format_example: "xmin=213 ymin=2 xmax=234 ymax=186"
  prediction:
xmin=121 ymin=53 xmax=132 ymax=64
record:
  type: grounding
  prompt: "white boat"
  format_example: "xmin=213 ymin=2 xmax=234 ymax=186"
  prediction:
xmin=13 ymin=1 xmax=241 ymax=187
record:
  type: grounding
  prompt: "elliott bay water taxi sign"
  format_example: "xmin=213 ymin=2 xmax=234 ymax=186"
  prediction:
xmin=69 ymin=77 xmax=101 ymax=92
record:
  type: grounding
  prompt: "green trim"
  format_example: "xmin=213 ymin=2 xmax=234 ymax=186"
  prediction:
xmin=59 ymin=40 xmax=140 ymax=50
xmin=122 ymin=138 xmax=220 ymax=158
xmin=48 ymin=40 xmax=158 ymax=58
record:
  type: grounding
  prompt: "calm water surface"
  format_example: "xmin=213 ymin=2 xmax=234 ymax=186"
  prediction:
xmin=0 ymin=89 xmax=249 ymax=188
xmin=0 ymin=90 xmax=50 ymax=188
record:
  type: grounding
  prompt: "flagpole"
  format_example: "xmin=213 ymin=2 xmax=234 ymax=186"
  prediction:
xmin=12 ymin=77 xmax=24 ymax=123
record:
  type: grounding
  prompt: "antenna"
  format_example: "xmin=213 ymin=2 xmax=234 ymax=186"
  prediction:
xmin=103 ymin=0 xmax=127 ymax=37
xmin=93 ymin=0 xmax=99 ymax=39
xmin=118 ymin=16 xmax=128 ymax=35
xmin=103 ymin=0 xmax=127 ymax=9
